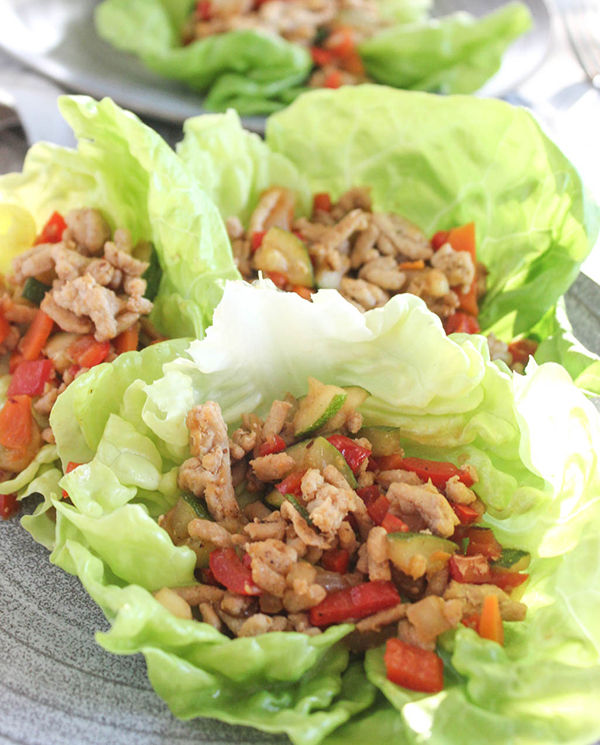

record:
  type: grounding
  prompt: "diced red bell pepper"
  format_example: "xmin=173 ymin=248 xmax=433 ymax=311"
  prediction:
xmin=309 ymin=580 xmax=400 ymax=627
xmin=0 ymin=493 xmax=19 ymax=520
xmin=310 ymin=47 xmax=334 ymax=66
xmin=489 ymin=569 xmax=529 ymax=592
xmin=321 ymin=548 xmax=350 ymax=574
xmin=9 ymin=351 xmax=24 ymax=374
xmin=276 ymin=470 xmax=305 ymax=497
xmin=340 ymin=49 xmax=364 ymax=76
xmin=384 ymin=638 xmax=444 ymax=693
xmin=431 ymin=230 xmax=450 ymax=250
xmin=20 ymin=310 xmax=54 ymax=361
xmin=356 ymin=484 xmax=381 ymax=507
xmin=465 ymin=527 xmax=503 ymax=561
xmin=313 ymin=193 xmax=332 ymax=213
xmin=448 ymin=554 xmax=492 ymax=584
xmin=327 ymin=435 xmax=371 ymax=475
xmin=196 ymin=0 xmax=212 ymax=19
xmin=345 ymin=512 xmax=359 ymax=534
xmin=251 ymin=230 xmax=267 ymax=253
xmin=451 ymin=502 xmax=480 ymax=525
xmin=266 ymin=271 xmax=288 ymax=290
xmin=0 ymin=395 xmax=33 ymax=450
xmin=258 ymin=435 xmax=287 ymax=457
xmin=34 ymin=211 xmax=67 ymax=245
xmin=62 ymin=461 xmax=83 ymax=499
xmin=323 ymin=70 xmax=343 ymax=89
xmin=367 ymin=495 xmax=391 ymax=525
xmin=444 ymin=312 xmax=481 ymax=335
xmin=8 ymin=359 xmax=54 ymax=397
xmin=391 ymin=457 xmax=475 ymax=489
xmin=200 ymin=567 xmax=219 ymax=586
xmin=209 ymin=548 xmax=263 ymax=596
xmin=461 ymin=613 xmax=480 ymax=631
xmin=0 ymin=309 xmax=10 ymax=345
xmin=376 ymin=453 xmax=405 ymax=472
xmin=508 ymin=339 xmax=538 ymax=366
xmin=381 ymin=512 xmax=409 ymax=534
xmin=68 ymin=335 xmax=111 ymax=368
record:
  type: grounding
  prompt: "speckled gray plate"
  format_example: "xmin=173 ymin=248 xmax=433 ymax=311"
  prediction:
xmin=0 ymin=274 xmax=598 ymax=745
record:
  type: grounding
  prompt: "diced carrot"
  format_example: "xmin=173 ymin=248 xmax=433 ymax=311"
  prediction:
xmin=196 ymin=0 xmax=212 ymax=20
xmin=447 ymin=222 xmax=476 ymax=260
xmin=444 ymin=312 xmax=480 ymax=335
xmin=461 ymin=613 xmax=480 ymax=631
xmin=62 ymin=461 xmax=83 ymax=500
xmin=0 ymin=395 xmax=33 ymax=450
xmin=399 ymin=260 xmax=425 ymax=271
xmin=325 ymin=25 xmax=355 ymax=57
xmin=478 ymin=594 xmax=504 ymax=645
xmin=19 ymin=310 xmax=54 ymax=361
xmin=340 ymin=49 xmax=365 ymax=76
xmin=114 ymin=324 xmax=139 ymax=355
xmin=381 ymin=512 xmax=409 ymax=534
xmin=9 ymin=351 xmax=24 ymax=374
xmin=0 ymin=309 xmax=10 ymax=345
xmin=251 ymin=231 xmax=266 ymax=253
xmin=291 ymin=285 xmax=313 ymax=301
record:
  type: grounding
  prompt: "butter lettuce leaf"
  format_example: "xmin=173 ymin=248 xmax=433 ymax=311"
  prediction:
xmin=30 ymin=281 xmax=600 ymax=745
xmin=95 ymin=0 xmax=528 ymax=113
xmin=0 ymin=95 xmax=239 ymax=339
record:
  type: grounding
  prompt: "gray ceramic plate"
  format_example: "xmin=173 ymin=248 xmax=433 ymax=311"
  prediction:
xmin=0 ymin=0 xmax=550 ymax=133
xmin=0 ymin=273 xmax=599 ymax=745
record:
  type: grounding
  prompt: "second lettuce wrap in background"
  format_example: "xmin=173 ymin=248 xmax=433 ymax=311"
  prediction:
xmin=176 ymin=85 xmax=600 ymax=393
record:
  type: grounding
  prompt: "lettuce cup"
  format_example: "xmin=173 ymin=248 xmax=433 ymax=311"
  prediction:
xmin=24 ymin=280 xmax=600 ymax=745
xmin=0 ymin=96 xmax=238 ymax=509
xmin=95 ymin=0 xmax=531 ymax=114
xmin=175 ymin=84 xmax=600 ymax=391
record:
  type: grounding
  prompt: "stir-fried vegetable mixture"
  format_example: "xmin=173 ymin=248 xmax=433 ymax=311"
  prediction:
xmin=183 ymin=0 xmax=377 ymax=88
xmin=0 ymin=208 xmax=164 ymax=515
xmin=146 ymin=379 xmax=528 ymax=693
xmin=227 ymin=185 xmax=537 ymax=368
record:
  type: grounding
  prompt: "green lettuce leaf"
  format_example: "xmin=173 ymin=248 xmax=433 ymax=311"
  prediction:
xmin=0 ymin=95 xmax=239 ymax=338
xmin=360 ymin=4 xmax=532 ymax=94
xmin=31 ymin=282 xmax=600 ymax=745
xmin=94 ymin=0 xmax=528 ymax=113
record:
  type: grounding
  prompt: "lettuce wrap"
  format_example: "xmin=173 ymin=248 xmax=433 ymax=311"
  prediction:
xmin=94 ymin=0 xmax=531 ymax=114
xmin=0 ymin=95 xmax=239 ymax=498
xmin=176 ymin=85 xmax=600 ymax=393
xmin=24 ymin=280 xmax=600 ymax=745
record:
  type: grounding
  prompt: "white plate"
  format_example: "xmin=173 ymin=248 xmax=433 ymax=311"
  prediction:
xmin=0 ymin=0 xmax=550 ymax=133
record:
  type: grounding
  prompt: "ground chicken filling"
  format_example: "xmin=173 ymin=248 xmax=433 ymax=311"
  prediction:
xmin=227 ymin=186 xmax=538 ymax=371
xmin=0 ymin=208 xmax=163 ymax=501
xmin=156 ymin=379 xmax=530 ymax=693
xmin=182 ymin=0 xmax=383 ymax=88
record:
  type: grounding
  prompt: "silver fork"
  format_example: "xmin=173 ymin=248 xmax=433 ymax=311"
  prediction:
xmin=559 ymin=0 xmax=600 ymax=89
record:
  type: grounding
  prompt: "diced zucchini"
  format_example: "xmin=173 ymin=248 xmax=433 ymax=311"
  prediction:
xmin=285 ymin=436 xmax=358 ymax=488
xmin=254 ymin=227 xmax=314 ymax=287
xmin=133 ymin=242 xmax=162 ymax=301
xmin=181 ymin=493 xmax=212 ymax=521
xmin=294 ymin=378 xmax=348 ymax=438
xmin=265 ymin=490 xmax=311 ymax=522
xmin=357 ymin=426 xmax=403 ymax=457
xmin=235 ymin=485 xmax=263 ymax=509
xmin=320 ymin=386 xmax=371 ymax=434
xmin=491 ymin=548 xmax=531 ymax=572
xmin=181 ymin=538 xmax=213 ymax=568
xmin=387 ymin=532 xmax=457 ymax=577
xmin=22 ymin=277 xmax=50 ymax=306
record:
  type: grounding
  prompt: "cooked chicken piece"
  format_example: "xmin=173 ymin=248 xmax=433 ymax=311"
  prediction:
xmin=188 ymin=517 xmax=233 ymax=548
xmin=350 ymin=221 xmax=380 ymax=269
xmin=177 ymin=402 xmax=243 ymax=523
xmin=250 ymin=453 xmax=295 ymax=482
xmin=64 ymin=209 xmax=111 ymax=255
xmin=445 ymin=476 xmax=477 ymax=505
xmin=246 ymin=538 xmax=298 ymax=597
xmin=220 ymin=591 xmax=255 ymax=617
xmin=199 ymin=602 xmax=222 ymax=630
xmin=244 ymin=516 xmax=287 ymax=542
xmin=356 ymin=603 xmax=407 ymax=633
xmin=376 ymin=470 xmax=422 ymax=489
xmin=238 ymin=613 xmax=290 ymax=636
xmin=340 ymin=277 xmax=389 ymax=311
xmin=430 ymin=243 xmax=475 ymax=294
xmin=283 ymin=561 xmax=326 ymax=612
xmin=12 ymin=243 xmax=55 ymax=283
xmin=387 ymin=481 xmax=459 ymax=538
xmin=366 ymin=526 xmax=391 ymax=581
xmin=52 ymin=274 xmax=123 ymax=341
xmin=280 ymin=500 xmax=335 ymax=550
xmin=444 ymin=580 xmax=527 ymax=622
xmin=249 ymin=187 xmax=296 ymax=235
xmin=358 ymin=256 xmax=406 ymax=291
xmin=372 ymin=213 xmax=433 ymax=260
xmin=262 ymin=399 xmax=293 ymax=440
xmin=171 ymin=584 xmax=225 ymax=605
xmin=51 ymin=245 xmax=90 ymax=281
